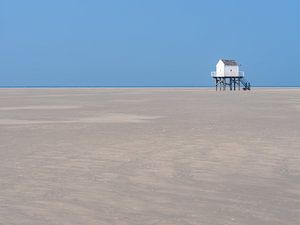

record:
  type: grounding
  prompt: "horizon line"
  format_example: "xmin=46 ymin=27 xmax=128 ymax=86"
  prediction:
xmin=0 ymin=85 xmax=300 ymax=89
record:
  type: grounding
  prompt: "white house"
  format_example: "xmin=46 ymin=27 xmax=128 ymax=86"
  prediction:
xmin=214 ymin=59 xmax=242 ymax=77
xmin=211 ymin=59 xmax=250 ymax=91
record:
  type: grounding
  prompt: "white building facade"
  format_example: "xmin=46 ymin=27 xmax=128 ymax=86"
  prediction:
xmin=211 ymin=59 xmax=250 ymax=91
xmin=213 ymin=59 xmax=243 ymax=77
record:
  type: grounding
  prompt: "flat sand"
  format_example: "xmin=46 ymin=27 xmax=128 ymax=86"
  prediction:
xmin=0 ymin=88 xmax=299 ymax=225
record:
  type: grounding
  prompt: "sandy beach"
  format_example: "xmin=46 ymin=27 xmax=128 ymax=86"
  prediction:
xmin=0 ymin=88 xmax=299 ymax=225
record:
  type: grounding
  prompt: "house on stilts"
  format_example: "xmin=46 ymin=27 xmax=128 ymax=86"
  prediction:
xmin=211 ymin=59 xmax=251 ymax=91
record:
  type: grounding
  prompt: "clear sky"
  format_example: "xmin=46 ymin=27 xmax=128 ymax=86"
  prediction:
xmin=0 ymin=0 xmax=299 ymax=87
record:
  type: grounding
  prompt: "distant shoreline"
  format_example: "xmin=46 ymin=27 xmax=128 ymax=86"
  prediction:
xmin=0 ymin=86 xmax=299 ymax=89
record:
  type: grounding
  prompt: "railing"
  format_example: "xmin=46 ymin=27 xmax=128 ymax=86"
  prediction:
xmin=211 ymin=71 xmax=244 ymax=77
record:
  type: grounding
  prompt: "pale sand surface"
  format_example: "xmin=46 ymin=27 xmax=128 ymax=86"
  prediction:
xmin=0 ymin=88 xmax=299 ymax=225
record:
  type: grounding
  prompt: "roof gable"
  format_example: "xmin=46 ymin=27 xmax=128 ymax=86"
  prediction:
xmin=220 ymin=59 xmax=238 ymax=66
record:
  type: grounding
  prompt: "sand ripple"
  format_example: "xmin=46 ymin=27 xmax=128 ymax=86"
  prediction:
xmin=0 ymin=113 xmax=161 ymax=125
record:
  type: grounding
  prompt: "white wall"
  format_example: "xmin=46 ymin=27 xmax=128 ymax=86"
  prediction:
xmin=215 ymin=60 xmax=239 ymax=77
xmin=224 ymin=65 xmax=239 ymax=76
xmin=216 ymin=60 xmax=224 ymax=76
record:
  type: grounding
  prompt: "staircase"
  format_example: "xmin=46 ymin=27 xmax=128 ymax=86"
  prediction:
xmin=240 ymin=78 xmax=251 ymax=90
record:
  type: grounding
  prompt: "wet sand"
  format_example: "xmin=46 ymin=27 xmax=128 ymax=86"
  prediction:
xmin=0 ymin=88 xmax=299 ymax=225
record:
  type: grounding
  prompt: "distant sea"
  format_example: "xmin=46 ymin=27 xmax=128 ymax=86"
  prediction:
xmin=0 ymin=86 xmax=299 ymax=88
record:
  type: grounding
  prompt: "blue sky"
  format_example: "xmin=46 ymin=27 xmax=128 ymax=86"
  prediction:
xmin=0 ymin=0 xmax=299 ymax=86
